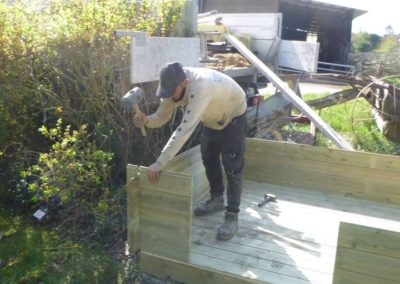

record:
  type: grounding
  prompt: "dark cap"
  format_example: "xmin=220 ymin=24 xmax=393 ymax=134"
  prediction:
xmin=156 ymin=62 xmax=187 ymax=98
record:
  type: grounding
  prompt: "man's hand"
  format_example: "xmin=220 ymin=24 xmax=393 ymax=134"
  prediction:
xmin=133 ymin=111 xmax=148 ymax=128
xmin=147 ymin=161 xmax=162 ymax=184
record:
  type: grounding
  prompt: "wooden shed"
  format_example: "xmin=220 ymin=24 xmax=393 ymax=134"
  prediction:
xmin=127 ymin=138 xmax=400 ymax=284
xmin=198 ymin=0 xmax=366 ymax=64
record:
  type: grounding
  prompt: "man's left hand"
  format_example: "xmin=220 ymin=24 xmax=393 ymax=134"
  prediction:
xmin=147 ymin=161 xmax=162 ymax=184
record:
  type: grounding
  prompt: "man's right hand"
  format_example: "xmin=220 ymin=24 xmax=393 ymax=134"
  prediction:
xmin=133 ymin=111 xmax=148 ymax=128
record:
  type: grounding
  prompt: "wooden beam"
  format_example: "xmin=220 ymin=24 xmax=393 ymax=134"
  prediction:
xmin=141 ymin=252 xmax=268 ymax=284
xmin=307 ymin=89 xmax=358 ymax=110
xmin=127 ymin=165 xmax=140 ymax=253
xmin=224 ymin=33 xmax=354 ymax=151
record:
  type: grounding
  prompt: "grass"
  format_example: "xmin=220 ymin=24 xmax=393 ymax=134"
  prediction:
xmin=288 ymin=92 xmax=400 ymax=155
xmin=0 ymin=208 xmax=137 ymax=284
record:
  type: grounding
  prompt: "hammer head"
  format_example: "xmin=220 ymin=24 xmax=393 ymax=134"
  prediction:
xmin=120 ymin=87 xmax=145 ymax=110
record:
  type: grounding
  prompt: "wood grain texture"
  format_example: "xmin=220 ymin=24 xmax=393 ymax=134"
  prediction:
xmin=333 ymin=222 xmax=400 ymax=284
xmin=141 ymin=252 xmax=268 ymax=284
xmin=244 ymin=138 xmax=400 ymax=205
xmin=138 ymin=167 xmax=193 ymax=261
xmin=127 ymin=165 xmax=140 ymax=253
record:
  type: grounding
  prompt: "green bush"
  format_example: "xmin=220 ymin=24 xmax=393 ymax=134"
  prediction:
xmin=351 ymin=32 xmax=382 ymax=53
xmin=0 ymin=0 xmax=185 ymax=207
xmin=21 ymin=119 xmax=113 ymax=208
xmin=376 ymin=35 xmax=400 ymax=53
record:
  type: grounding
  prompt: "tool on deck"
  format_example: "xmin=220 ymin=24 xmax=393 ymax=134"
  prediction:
xmin=258 ymin=193 xmax=277 ymax=207
xmin=121 ymin=87 xmax=147 ymax=136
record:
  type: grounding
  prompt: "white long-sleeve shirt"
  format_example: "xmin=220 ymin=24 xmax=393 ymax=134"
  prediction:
xmin=146 ymin=67 xmax=246 ymax=168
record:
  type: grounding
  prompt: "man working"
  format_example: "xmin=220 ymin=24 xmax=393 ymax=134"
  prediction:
xmin=133 ymin=62 xmax=246 ymax=240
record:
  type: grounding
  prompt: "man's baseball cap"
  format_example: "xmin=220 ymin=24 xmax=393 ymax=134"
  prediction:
xmin=156 ymin=62 xmax=187 ymax=98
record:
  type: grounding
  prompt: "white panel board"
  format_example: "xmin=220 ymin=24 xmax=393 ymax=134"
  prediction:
xmin=278 ymin=40 xmax=320 ymax=73
xmin=130 ymin=37 xmax=200 ymax=84
xmin=220 ymin=13 xmax=281 ymax=63
xmin=218 ymin=13 xmax=282 ymax=39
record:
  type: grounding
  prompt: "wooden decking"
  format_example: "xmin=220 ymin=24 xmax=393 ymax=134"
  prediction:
xmin=190 ymin=180 xmax=400 ymax=284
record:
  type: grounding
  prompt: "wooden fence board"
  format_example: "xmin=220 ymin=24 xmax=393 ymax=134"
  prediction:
xmin=333 ymin=222 xmax=400 ymax=283
xmin=246 ymin=138 xmax=400 ymax=172
xmin=127 ymin=165 xmax=140 ymax=252
xmin=138 ymin=167 xmax=193 ymax=262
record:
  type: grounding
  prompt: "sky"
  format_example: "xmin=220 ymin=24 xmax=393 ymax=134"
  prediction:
xmin=316 ymin=0 xmax=400 ymax=35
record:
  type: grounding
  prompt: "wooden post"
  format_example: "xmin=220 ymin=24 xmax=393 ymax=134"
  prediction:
xmin=127 ymin=165 xmax=140 ymax=253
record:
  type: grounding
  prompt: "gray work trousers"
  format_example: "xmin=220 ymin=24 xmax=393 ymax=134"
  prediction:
xmin=200 ymin=113 xmax=246 ymax=213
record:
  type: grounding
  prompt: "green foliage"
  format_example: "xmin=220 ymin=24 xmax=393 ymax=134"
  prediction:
xmin=301 ymin=92 xmax=400 ymax=155
xmin=21 ymin=119 xmax=113 ymax=208
xmin=376 ymin=35 xmax=400 ymax=53
xmin=0 ymin=210 xmax=133 ymax=283
xmin=0 ymin=0 xmax=185 ymax=206
xmin=351 ymin=32 xmax=382 ymax=53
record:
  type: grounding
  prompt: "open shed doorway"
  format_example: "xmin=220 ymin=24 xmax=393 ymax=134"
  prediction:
xmin=279 ymin=0 xmax=365 ymax=64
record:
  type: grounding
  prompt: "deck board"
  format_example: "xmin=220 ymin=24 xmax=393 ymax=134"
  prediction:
xmin=190 ymin=180 xmax=400 ymax=284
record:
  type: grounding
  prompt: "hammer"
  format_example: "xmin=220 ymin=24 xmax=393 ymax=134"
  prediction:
xmin=121 ymin=87 xmax=147 ymax=136
xmin=258 ymin=193 xmax=277 ymax=207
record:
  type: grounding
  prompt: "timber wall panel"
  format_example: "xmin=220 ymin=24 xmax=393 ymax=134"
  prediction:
xmin=166 ymin=146 xmax=209 ymax=206
xmin=127 ymin=165 xmax=193 ymax=261
xmin=244 ymin=138 xmax=400 ymax=205
xmin=138 ymin=167 xmax=193 ymax=262
xmin=333 ymin=222 xmax=400 ymax=284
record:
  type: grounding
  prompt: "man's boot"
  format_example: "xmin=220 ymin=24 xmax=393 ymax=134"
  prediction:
xmin=217 ymin=211 xmax=238 ymax=240
xmin=194 ymin=195 xmax=224 ymax=216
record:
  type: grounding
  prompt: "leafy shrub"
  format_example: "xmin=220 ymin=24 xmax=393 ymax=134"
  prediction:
xmin=0 ymin=0 xmax=185 ymax=207
xmin=21 ymin=119 xmax=113 ymax=210
xmin=376 ymin=35 xmax=400 ymax=53
xmin=351 ymin=32 xmax=382 ymax=53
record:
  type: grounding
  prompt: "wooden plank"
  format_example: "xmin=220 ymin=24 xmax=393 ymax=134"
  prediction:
xmin=245 ymin=138 xmax=400 ymax=172
xmin=192 ymin=243 xmax=332 ymax=284
xmin=192 ymin=225 xmax=335 ymax=272
xmin=141 ymin=189 xmax=191 ymax=215
xmin=334 ymin=247 xmax=400 ymax=281
xmin=333 ymin=222 xmax=400 ymax=283
xmin=193 ymin=214 xmax=338 ymax=254
xmin=139 ymin=167 xmax=192 ymax=196
xmin=138 ymin=167 xmax=193 ymax=262
xmin=240 ymin=190 xmax=400 ymax=232
xmin=337 ymin=222 xmax=400 ymax=258
xmin=127 ymin=174 xmax=140 ymax=253
xmin=192 ymin=226 xmax=335 ymax=273
xmin=190 ymin=253 xmax=309 ymax=284
xmin=165 ymin=145 xmax=201 ymax=172
xmin=127 ymin=164 xmax=139 ymax=183
xmin=141 ymin=252 xmax=267 ymax=284
xmin=245 ymin=150 xmax=400 ymax=187
xmin=242 ymin=180 xmax=400 ymax=222
xmin=244 ymin=153 xmax=400 ymax=204
xmin=333 ymin=268 xmax=398 ymax=284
